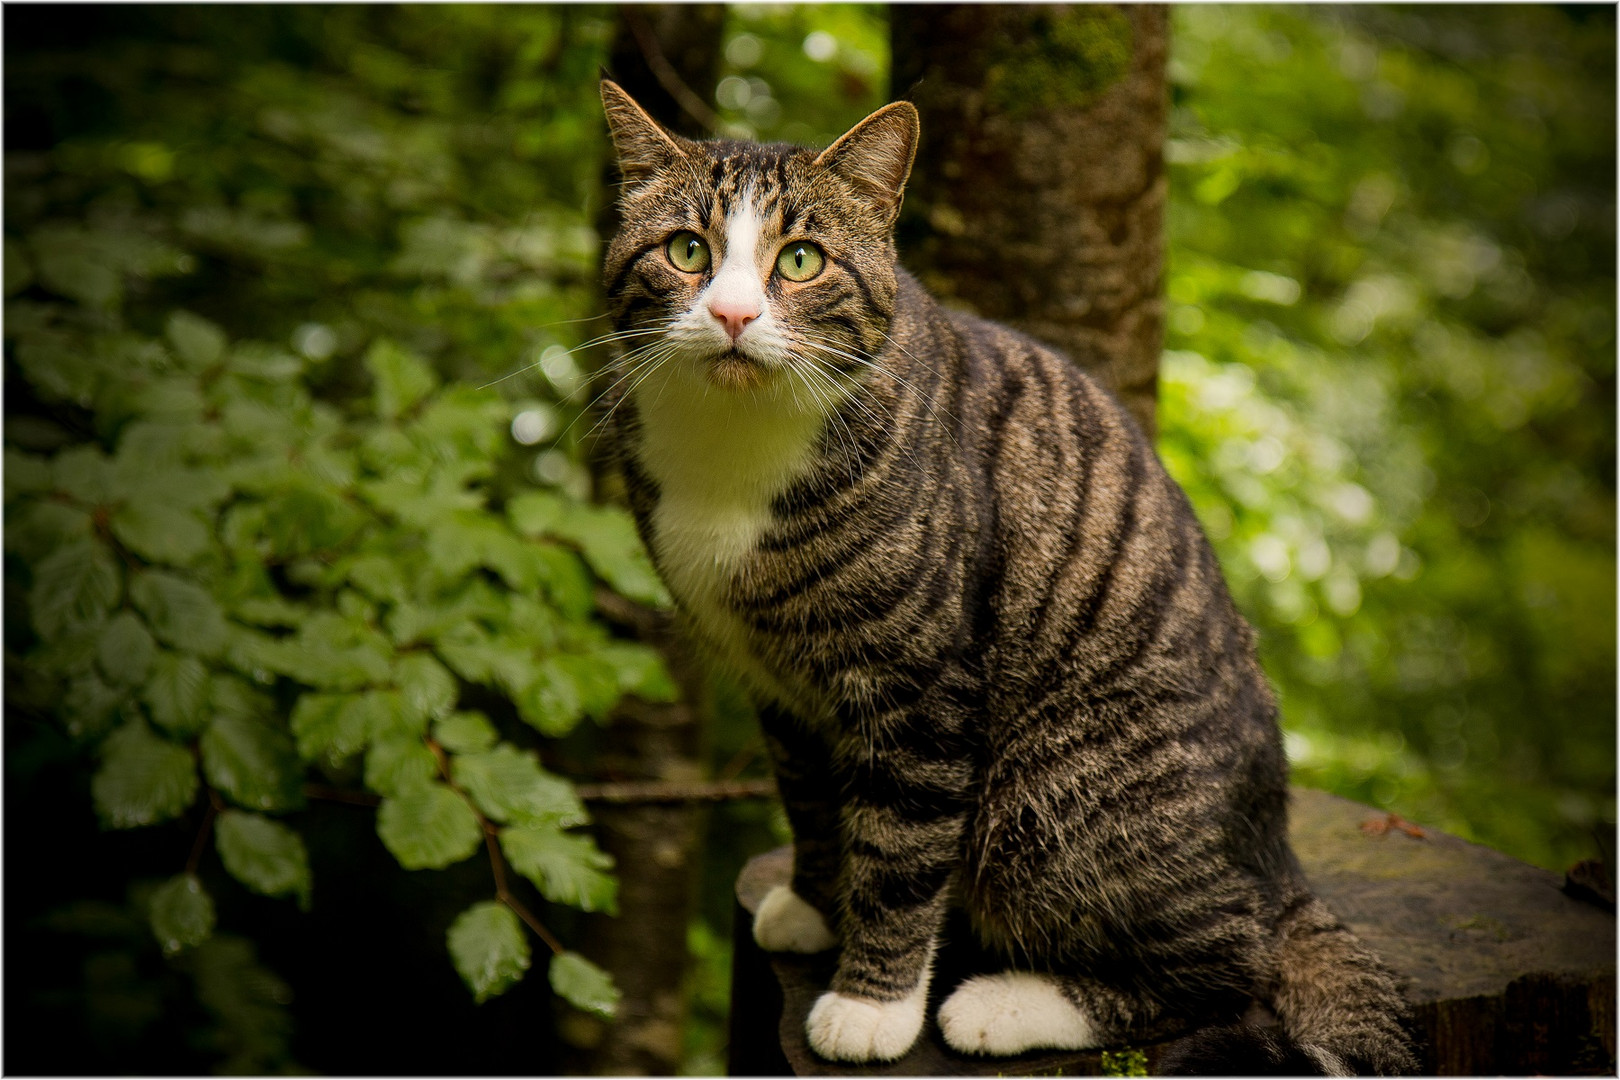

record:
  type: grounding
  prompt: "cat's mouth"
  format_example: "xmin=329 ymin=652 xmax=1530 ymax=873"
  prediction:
xmin=707 ymin=348 xmax=768 ymax=391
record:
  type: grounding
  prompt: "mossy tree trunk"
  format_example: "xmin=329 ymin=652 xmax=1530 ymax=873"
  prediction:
xmin=892 ymin=4 xmax=1170 ymax=437
xmin=573 ymin=6 xmax=726 ymax=1075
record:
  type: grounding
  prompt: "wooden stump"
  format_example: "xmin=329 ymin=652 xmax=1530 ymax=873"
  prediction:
xmin=727 ymin=787 xmax=1615 ymax=1075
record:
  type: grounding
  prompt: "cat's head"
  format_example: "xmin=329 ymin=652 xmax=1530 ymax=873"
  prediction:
xmin=600 ymin=80 xmax=917 ymax=395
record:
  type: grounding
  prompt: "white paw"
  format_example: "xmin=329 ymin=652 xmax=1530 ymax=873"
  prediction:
xmin=752 ymin=885 xmax=837 ymax=953
xmin=806 ymin=987 xmax=928 ymax=1062
xmin=938 ymin=972 xmax=1099 ymax=1056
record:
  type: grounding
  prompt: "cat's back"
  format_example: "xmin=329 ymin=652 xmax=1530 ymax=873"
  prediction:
xmin=891 ymin=273 xmax=1273 ymax=738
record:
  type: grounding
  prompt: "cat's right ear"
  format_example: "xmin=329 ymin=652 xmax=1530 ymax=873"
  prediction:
xmin=814 ymin=101 xmax=920 ymax=227
xmin=601 ymin=80 xmax=689 ymax=188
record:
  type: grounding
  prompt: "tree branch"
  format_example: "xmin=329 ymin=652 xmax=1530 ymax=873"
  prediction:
xmin=622 ymin=7 xmax=723 ymax=134
xmin=572 ymin=777 xmax=778 ymax=804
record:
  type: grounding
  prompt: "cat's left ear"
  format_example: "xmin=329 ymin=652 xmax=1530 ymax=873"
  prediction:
xmin=814 ymin=101 xmax=920 ymax=227
xmin=601 ymin=79 xmax=690 ymax=187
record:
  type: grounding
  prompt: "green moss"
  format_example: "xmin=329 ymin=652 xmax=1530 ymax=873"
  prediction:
xmin=984 ymin=8 xmax=1134 ymax=117
xmin=1101 ymin=1047 xmax=1149 ymax=1077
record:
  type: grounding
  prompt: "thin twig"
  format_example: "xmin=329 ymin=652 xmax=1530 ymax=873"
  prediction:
xmin=622 ymin=8 xmax=724 ymax=134
xmin=717 ymin=738 xmax=765 ymax=782
xmin=427 ymin=737 xmax=570 ymax=956
xmin=485 ymin=827 xmax=567 ymax=956
xmin=185 ymin=797 xmax=220 ymax=876
xmin=592 ymin=585 xmax=672 ymax=639
xmin=574 ymin=777 xmax=778 ymax=804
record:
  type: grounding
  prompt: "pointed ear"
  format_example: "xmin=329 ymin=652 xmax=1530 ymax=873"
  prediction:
xmin=813 ymin=101 xmax=920 ymax=226
xmin=601 ymin=79 xmax=689 ymax=186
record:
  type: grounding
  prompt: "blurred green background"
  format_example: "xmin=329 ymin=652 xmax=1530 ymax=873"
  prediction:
xmin=5 ymin=4 xmax=1613 ymax=1075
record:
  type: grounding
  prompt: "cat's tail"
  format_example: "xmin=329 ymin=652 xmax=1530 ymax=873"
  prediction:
xmin=1159 ymin=893 xmax=1418 ymax=1076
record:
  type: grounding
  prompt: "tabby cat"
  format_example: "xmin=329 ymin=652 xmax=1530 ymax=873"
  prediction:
xmin=595 ymin=80 xmax=1417 ymax=1074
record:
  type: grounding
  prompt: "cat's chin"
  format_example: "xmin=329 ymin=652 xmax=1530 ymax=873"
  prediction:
xmin=706 ymin=349 xmax=771 ymax=391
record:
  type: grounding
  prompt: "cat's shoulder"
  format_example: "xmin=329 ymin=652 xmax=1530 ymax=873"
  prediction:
xmin=891 ymin=267 xmax=1136 ymax=429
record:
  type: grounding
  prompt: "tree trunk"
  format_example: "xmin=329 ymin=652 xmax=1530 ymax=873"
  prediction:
xmin=572 ymin=6 xmax=726 ymax=1074
xmin=891 ymin=4 xmax=1169 ymax=437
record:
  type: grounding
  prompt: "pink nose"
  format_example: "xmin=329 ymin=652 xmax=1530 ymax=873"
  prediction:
xmin=709 ymin=298 xmax=759 ymax=342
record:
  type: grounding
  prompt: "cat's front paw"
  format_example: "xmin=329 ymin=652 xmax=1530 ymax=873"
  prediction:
xmin=753 ymin=885 xmax=837 ymax=953
xmin=806 ymin=988 xmax=927 ymax=1062
xmin=938 ymin=973 xmax=1099 ymax=1056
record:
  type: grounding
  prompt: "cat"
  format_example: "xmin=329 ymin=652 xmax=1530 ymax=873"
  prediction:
xmin=594 ymin=79 xmax=1417 ymax=1074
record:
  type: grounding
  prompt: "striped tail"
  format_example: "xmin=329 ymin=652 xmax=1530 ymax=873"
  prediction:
xmin=1160 ymin=894 xmax=1417 ymax=1076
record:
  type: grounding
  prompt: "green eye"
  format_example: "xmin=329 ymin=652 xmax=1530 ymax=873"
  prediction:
xmin=666 ymin=231 xmax=710 ymax=273
xmin=776 ymin=241 xmax=825 ymax=282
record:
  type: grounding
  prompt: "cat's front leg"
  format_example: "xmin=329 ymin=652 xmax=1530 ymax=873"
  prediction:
xmin=806 ymin=722 xmax=970 ymax=1062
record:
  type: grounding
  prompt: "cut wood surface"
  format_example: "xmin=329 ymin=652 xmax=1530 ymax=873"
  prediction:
xmin=728 ymin=787 xmax=1616 ymax=1075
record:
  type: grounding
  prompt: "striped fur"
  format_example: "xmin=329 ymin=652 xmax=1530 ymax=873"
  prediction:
xmin=597 ymin=82 xmax=1417 ymax=1073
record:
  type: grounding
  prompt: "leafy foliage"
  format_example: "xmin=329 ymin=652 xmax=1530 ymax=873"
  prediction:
xmin=4 ymin=10 xmax=670 ymax=1062
xmin=1162 ymin=6 xmax=1614 ymax=868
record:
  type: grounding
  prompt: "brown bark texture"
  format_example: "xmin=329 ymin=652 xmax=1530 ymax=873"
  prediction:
xmin=572 ymin=7 xmax=726 ymax=1074
xmin=892 ymin=4 xmax=1169 ymax=438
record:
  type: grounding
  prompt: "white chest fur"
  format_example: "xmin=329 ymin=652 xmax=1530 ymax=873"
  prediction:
xmin=632 ymin=363 xmax=827 ymax=698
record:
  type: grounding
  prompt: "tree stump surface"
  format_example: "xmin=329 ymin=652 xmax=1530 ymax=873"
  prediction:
xmin=727 ymin=787 xmax=1615 ymax=1075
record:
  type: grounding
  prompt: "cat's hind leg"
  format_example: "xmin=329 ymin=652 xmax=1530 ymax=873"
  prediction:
xmin=938 ymin=971 xmax=1151 ymax=1057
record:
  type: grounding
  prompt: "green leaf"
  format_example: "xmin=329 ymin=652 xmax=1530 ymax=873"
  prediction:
xmin=53 ymin=445 xmax=117 ymax=504
xmin=149 ymin=873 xmax=215 ymax=956
xmin=500 ymin=825 xmax=617 ymax=914
xmin=549 ymin=951 xmax=620 ymax=1019
xmin=532 ymin=543 xmax=595 ymax=621
xmin=347 ymin=553 xmax=408 ymax=604
xmin=259 ymin=480 xmax=365 ymax=559
xmin=91 ymin=721 xmax=198 ymax=828
xmin=200 ymin=714 xmax=303 ymax=812
xmin=376 ymin=784 xmax=481 ymax=870
xmin=6 ymin=500 xmax=93 ymax=562
xmin=447 ymin=901 xmax=530 ymax=1004
xmin=167 ymin=310 xmax=227 ymax=372
xmin=432 ymin=710 xmax=498 ymax=754
xmin=507 ymin=490 xmax=566 ymax=538
xmin=4 ymin=447 xmax=52 ymax=502
xmin=215 ymin=811 xmax=312 ymax=908
xmin=481 ymin=531 xmax=546 ymax=593
xmin=4 ymin=235 xmax=34 ymax=297
xmin=453 ymin=744 xmax=587 ymax=827
xmin=30 ymin=538 xmax=121 ymax=640
xmin=130 ymin=570 xmax=227 ymax=658
xmin=396 ymin=652 xmax=457 ymax=723
xmin=33 ymin=623 xmax=101 ymax=680
xmin=364 ymin=731 xmax=438 ymax=797
xmin=516 ymin=654 xmax=622 ymax=737
xmin=209 ymin=672 xmax=274 ymax=721
xmin=111 ymin=500 xmax=212 ymax=565
xmin=597 ymin=641 xmax=679 ymax=703
xmin=97 ymin=611 xmax=157 ymax=687
xmin=30 ymin=225 xmax=179 ymax=309
xmin=266 ymin=612 xmax=392 ymax=691
xmin=365 ymin=339 xmax=438 ymax=419
xmin=554 ymin=503 xmax=670 ymax=608
xmin=289 ymin=692 xmax=368 ymax=764
xmin=64 ymin=671 xmax=126 ymax=739
xmin=143 ymin=652 xmax=212 ymax=737
xmin=436 ymin=628 xmax=534 ymax=694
